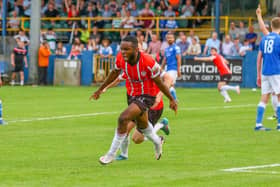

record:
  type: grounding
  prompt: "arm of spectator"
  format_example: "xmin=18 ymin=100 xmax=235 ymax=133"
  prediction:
xmin=256 ymin=4 xmax=269 ymax=36
xmin=65 ymin=0 xmax=70 ymax=12
xmin=256 ymin=50 xmax=262 ymax=87
xmin=11 ymin=52 xmax=15 ymax=67
xmin=149 ymin=20 xmax=155 ymax=29
xmin=203 ymin=45 xmax=208 ymax=55
xmin=24 ymin=56 xmax=28 ymax=68
xmin=76 ymin=0 xmax=80 ymax=12
xmin=40 ymin=45 xmax=52 ymax=57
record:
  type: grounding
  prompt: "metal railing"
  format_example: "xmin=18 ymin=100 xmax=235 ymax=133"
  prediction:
xmin=93 ymin=55 xmax=115 ymax=82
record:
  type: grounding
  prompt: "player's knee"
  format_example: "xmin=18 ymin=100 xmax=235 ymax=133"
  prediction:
xmin=118 ymin=114 xmax=130 ymax=125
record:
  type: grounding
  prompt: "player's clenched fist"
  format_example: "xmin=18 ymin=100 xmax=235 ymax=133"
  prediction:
xmin=169 ymin=99 xmax=178 ymax=114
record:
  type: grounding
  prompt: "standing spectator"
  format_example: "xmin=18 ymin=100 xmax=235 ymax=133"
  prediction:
xmin=65 ymin=0 xmax=80 ymax=26
xmin=238 ymin=21 xmax=248 ymax=42
xmin=229 ymin=22 xmax=239 ymax=40
xmin=91 ymin=26 xmax=102 ymax=44
xmin=203 ymin=32 xmax=221 ymax=55
xmin=147 ymin=32 xmax=162 ymax=58
xmin=55 ymin=41 xmax=66 ymax=55
xmin=38 ymin=41 xmax=51 ymax=85
xmin=129 ymin=2 xmax=139 ymax=17
xmin=23 ymin=0 xmax=31 ymax=17
xmin=11 ymin=41 xmax=28 ymax=86
xmin=187 ymin=29 xmax=200 ymax=44
xmin=239 ymin=39 xmax=252 ymax=56
xmin=245 ymin=26 xmax=258 ymax=50
xmin=186 ymin=37 xmax=201 ymax=55
xmin=99 ymin=38 xmax=113 ymax=58
xmin=230 ymin=37 xmax=242 ymax=56
xmin=221 ymin=35 xmax=234 ymax=56
xmin=43 ymin=28 xmax=56 ymax=53
xmin=80 ymin=27 xmax=90 ymax=45
xmin=108 ymin=0 xmax=118 ymax=14
xmin=177 ymin=35 xmax=190 ymax=56
xmin=14 ymin=29 xmax=30 ymax=46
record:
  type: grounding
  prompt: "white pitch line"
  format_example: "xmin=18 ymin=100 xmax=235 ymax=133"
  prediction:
xmin=6 ymin=104 xmax=256 ymax=124
xmin=222 ymin=163 xmax=280 ymax=174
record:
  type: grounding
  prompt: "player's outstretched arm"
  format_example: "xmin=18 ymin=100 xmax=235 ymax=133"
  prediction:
xmin=153 ymin=75 xmax=177 ymax=113
xmin=194 ymin=56 xmax=214 ymax=62
xmin=256 ymin=4 xmax=269 ymax=36
xmin=90 ymin=69 xmax=121 ymax=100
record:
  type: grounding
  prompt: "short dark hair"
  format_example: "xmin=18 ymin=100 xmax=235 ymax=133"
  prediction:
xmin=122 ymin=36 xmax=138 ymax=48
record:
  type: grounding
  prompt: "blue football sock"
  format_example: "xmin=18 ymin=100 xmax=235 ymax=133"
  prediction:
xmin=256 ymin=102 xmax=266 ymax=125
xmin=277 ymin=105 xmax=280 ymax=125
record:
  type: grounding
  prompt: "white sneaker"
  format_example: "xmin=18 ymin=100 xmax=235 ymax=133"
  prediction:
xmin=11 ymin=81 xmax=15 ymax=86
xmin=155 ymin=136 xmax=164 ymax=160
xmin=224 ymin=98 xmax=232 ymax=103
xmin=236 ymin=86 xmax=240 ymax=94
xmin=99 ymin=154 xmax=114 ymax=165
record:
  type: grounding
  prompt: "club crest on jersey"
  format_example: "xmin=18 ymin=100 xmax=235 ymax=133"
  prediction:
xmin=141 ymin=71 xmax=147 ymax=77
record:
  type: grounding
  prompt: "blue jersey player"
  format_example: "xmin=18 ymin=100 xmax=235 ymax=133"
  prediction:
xmin=161 ymin=32 xmax=181 ymax=101
xmin=254 ymin=14 xmax=280 ymax=131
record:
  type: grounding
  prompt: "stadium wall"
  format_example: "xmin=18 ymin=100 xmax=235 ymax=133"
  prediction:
xmin=21 ymin=51 xmax=258 ymax=88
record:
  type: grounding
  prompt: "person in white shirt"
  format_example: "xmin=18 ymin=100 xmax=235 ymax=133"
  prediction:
xmin=222 ymin=35 xmax=234 ymax=56
xmin=239 ymin=39 xmax=252 ymax=56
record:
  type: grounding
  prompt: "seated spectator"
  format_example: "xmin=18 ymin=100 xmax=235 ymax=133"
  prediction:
xmin=147 ymin=31 xmax=162 ymax=58
xmin=108 ymin=0 xmax=119 ymax=14
xmin=177 ymin=35 xmax=190 ymax=56
xmin=120 ymin=10 xmax=135 ymax=39
xmin=7 ymin=10 xmax=20 ymax=35
xmin=221 ymin=34 xmax=234 ymax=56
xmin=140 ymin=2 xmax=155 ymax=31
xmin=239 ymin=39 xmax=252 ymax=56
xmin=162 ymin=15 xmax=177 ymax=39
xmin=164 ymin=5 xmax=176 ymax=17
xmin=230 ymin=37 xmax=242 ymax=56
xmin=120 ymin=2 xmax=128 ymax=17
xmin=229 ymin=22 xmax=239 ymax=40
xmin=80 ymin=2 xmax=98 ymax=27
xmin=91 ymin=26 xmax=102 ymax=44
xmin=203 ymin=32 xmax=221 ymax=55
xmin=176 ymin=32 xmax=185 ymax=44
xmin=14 ymin=29 xmax=30 ymax=46
xmin=180 ymin=0 xmax=194 ymax=27
xmin=194 ymin=0 xmax=208 ymax=25
xmin=68 ymin=37 xmax=82 ymax=59
xmin=55 ymin=41 xmax=66 ymax=55
xmin=186 ymin=37 xmax=201 ymax=55
xmin=102 ymin=4 xmax=113 ymax=27
xmin=99 ymin=38 xmax=113 ymax=58
xmin=245 ymin=26 xmax=257 ymax=50
xmin=43 ymin=2 xmax=60 ymax=28
xmin=187 ymin=29 xmax=200 ymax=44
xmin=238 ymin=21 xmax=248 ymax=42
xmin=130 ymin=2 xmax=139 ymax=17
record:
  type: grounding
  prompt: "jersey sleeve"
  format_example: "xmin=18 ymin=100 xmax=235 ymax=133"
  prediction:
xmin=118 ymin=72 xmax=127 ymax=81
xmin=175 ymin=45 xmax=181 ymax=55
xmin=114 ymin=52 xmax=122 ymax=70
xmin=145 ymin=56 xmax=161 ymax=78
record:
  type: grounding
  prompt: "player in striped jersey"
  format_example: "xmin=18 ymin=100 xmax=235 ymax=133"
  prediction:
xmin=194 ymin=47 xmax=240 ymax=102
xmin=90 ymin=36 xmax=177 ymax=165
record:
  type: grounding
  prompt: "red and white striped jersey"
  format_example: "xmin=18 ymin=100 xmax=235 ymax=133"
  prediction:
xmin=115 ymin=52 xmax=161 ymax=97
xmin=119 ymin=72 xmax=164 ymax=110
xmin=213 ymin=54 xmax=232 ymax=75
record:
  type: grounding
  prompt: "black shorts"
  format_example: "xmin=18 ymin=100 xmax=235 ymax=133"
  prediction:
xmin=13 ymin=63 xmax=24 ymax=72
xmin=127 ymin=94 xmax=156 ymax=113
xmin=148 ymin=108 xmax=163 ymax=126
xmin=220 ymin=74 xmax=232 ymax=83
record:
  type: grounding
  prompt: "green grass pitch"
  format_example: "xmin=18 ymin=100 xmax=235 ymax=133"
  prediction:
xmin=0 ymin=86 xmax=280 ymax=187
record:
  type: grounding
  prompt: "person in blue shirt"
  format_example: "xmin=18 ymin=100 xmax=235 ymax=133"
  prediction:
xmin=254 ymin=5 xmax=280 ymax=131
xmin=203 ymin=32 xmax=221 ymax=55
xmin=161 ymin=32 xmax=181 ymax=101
